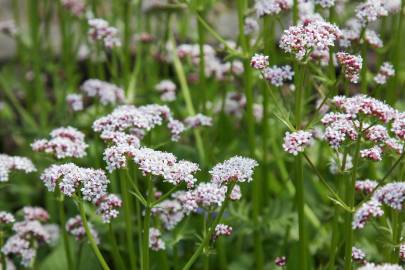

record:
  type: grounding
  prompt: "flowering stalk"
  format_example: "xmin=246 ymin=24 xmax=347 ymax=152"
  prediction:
xmin=57 ymin=193 xmax=73 ymax=270
xmin=236 ymin=1 xmax=263 ymax=268
xmin=169 ymin=23 xmax=206 ymax=165
xmin=141 ymin=175 xmax=153 ymax=270
xmin=121 ymin=170 xmax=137 ymax=269
xmin=390 ymin=210 xmax=401 ymax=262
xmin=77 ymin=199 xmax=110 ymax=270
xmin=108 ymin=223 xmax=126 ymax=270
xmin=182 ymin=182 xmax=237 ymax=270
xmin=343 ymin=122 xmax=363 ymax=270
xmin=0 ymin=230 xmax=5 ymax=270
xmin=390 ymin=0 xmax=405 ymax=104
xmin=294 ymin=62 xmax=307 ymax=270
xmin=197 ymin=9 xmax=207 ymax=112
xmin=360 ymin=29 xmax=368 ymax=93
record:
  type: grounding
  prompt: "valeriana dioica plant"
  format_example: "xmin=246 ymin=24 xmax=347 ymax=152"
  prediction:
xmin=1 ymin=0 xmax=405 ymax=269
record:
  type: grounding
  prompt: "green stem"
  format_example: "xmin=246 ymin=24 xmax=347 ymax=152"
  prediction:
xmin=108 ymin=224 xmax=126 ymax=270
xmin=390 ymin=211 xmax=401 ymax=262
xmin=58 ymin=196 xmax=73 ymax=270
xmin=360 ymin=29 xmax=368 ymax=93
xmin=293 ymin=0 xmax=299 ymax=24
xmin=343 ymin=123 xmax=362 ymax=270
xmin=142 ymin=175 xmax=153 ymax=270
xmin=294 ymin=61 xmax=307 ymax=270
xmin=197 ymin=10 xmax=207 ymax=112
xmin=0 ymin=230 xmax=6 ymax=270
xmin=120 ymin=170 xmax=137 ymax=270
xmin=390 ymin=0 xmax=404 ymax=104
xmin=169 ymin=20 xmax=206 ymax=165
xmin=77 ymin=200 xmax=110 ymax=270
xmin=182 ymin=183 xmax=236 ymax=270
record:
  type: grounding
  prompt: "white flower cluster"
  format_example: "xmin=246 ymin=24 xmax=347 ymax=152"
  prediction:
xmin=355 ymin=179 xmax=378 ymax=194
xmin=149 ymin=228 xmax=165 ymax=251
xmin=352 ymin=246 xmax=367 ymax=264
xmin=336 ymin=52 xmax=363 ymax=83
xmin=66 ymin=94 xmax=84 ymax=111
xmin=353 ymin=182 xmax=405 ymax=229
xmin=209 ymin=156 xmax=258 ymax=185
xmin=254 ymin=0 xmax=292 ymax=17
xmin=213 ymin=224 xmax=232 ymax=240
xmin=1 ymin=207 xmax=53 ymax=268
xmin=0 ymin=154 xmax=36 ymax=182
xmin=282 ymin=131 xmax=313 ymax=155
xmin=151 ymin=157 xmax=255 ymax=231
xmin=0 ymin=211 xmax=15 ymax=224
xmin=93 ymin=104 xmax=175 ymax=138
xmin=66 ymin=215 xmax=99 ymax=244
xmin=355 ymin=0 xmax=388 ymax=26
xmin=95 ymin=194 xmax=122 ymax=223
xmin=175 ymin=43 xmax=243 ymax=81
xmin=352 ymin=200 xmax=384 ymax=229
xmin=314 ymin=0 xmax=335 ymax=8
xmin=31 ymin=126 xmax=88 ymax=159
xmin=374 ymin=62 xmax=395 ymax=85
xmin=184 ymin=114 xmax=213 ymax=128
xmin=88 ymin=18 xmax=121 ymax=48
xmin=132 ymin=147 xmax=200 ymax=188
xmin=81 ymin=79 xmax=125 ymax=106
xmin=358 ymin=263 xmax=403 ymax=270
xmin=250 ymin=54 xmax=269 ymax=70
xmin=155 ymin=80 xmax=177 ymax=102
xmin=61 ymin=0 xmax=85 ymax=17
xmin=262 ymin=65 xmax=294 ymax=87
xmin=40 ymin=163 xmax=109 ymax=203
xmin=280 ymin=21 xmax=341 ymax=61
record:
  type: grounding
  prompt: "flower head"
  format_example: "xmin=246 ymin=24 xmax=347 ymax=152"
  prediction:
xmin=213 ymin=224 xmax=232 ymax=240
xmin=352 ymin=247 xmax=367 ymax=264
xmin=250 ymin=54 xmax=269 ymax=70
xmin=81 ymin=79 xmax=125 ymax=105
xmin=0 ymin=154 xmax=36 ymax=182
xmin=96 ymin=194 xmax=122 ymax=223
xmin=149 ymin=228 xmax=165 ymax=251
xmin=31 ymin=127 xmax=88 ymax=159
xmin=0 ymin=211 xmax=15 ymax=225
xmin=353 ymin=200 xmax=384 ymax=229
xmin=88 ymin=18 xmax=121 ymax=48
xmin=66 ymin=215 xmax=99 ymax=244
xmin=336 ymin=52 xmax=362 ymax=83
xmin=155 ymin=80 xmax=177 ymax=102
xmin=282 ymin=131 xmax=313 ymax=155
xmin=209 ymin=156 xmax=258 ymax=185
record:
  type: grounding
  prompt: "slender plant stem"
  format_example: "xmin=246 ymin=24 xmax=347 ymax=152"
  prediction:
xmin=142 ymin=175 xmax=153 ymax=270
xmin=0 ymin=230 xmax=6 ymax=270
xmin=236 ymin=1 xmax=263 ymax=269
xmin=108 ymin=224 xmax=126 ymax=270
xmin=197 ymin=10 xmax=207 ymax=112
xmin=390 ymin=0 xmax=405 ymax=104
xmin=343 ymin=122 xmax=362 ymax=270
xmin=293 ymin=0 xmax=299 ymax=24
xmin=182 ymin=183 xmax=236 ymax=270
xmin=58 ymin=196 xmax=73 ymax=270
xmin=77 ymin=200 xmax=110 ymax=270
xmin=390 ymin=210 xmax=401 ymax=262
xmin=120 ymin=170 xmax=137 ymax=269
xmin=169 ymin=19 xmax=206 ymax=165
xmin=294 ymin=61 xmax=307 ymax=270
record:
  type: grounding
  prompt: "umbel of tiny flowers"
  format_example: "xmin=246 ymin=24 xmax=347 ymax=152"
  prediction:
xmin=357 ymin=263 xmax=403 ymax=270
xmin=254 ymin=0 xmax=292 ymax=17
xmin=275 ymin=256 xmax=287 ymax=267
xmin=374 ymin=62 xmax=395 ymax=85
xmin=65 ymin=215 xmax=99 ymax=244
xmin=1 ymin=207 xmax=54 ymax=268
xmin=282 ymin=130 xmax=313 ymax=155
xmin=182 ymin=156 xmax=258 ymax=270
xmin=352 ymin=246 xmax=367 ymax=264
xmin=155 ymin=79 xmax=177 ymax=102
xmin=80 ymin=79 xmax=125 ymax=106
xmin=336 ymin=52 xmax=363 ymax=83
xmin=88 ymin=18 xmax=121 ymax=49
xmin=279 ymin=20 xmax=341 ymax=61
xmin=31 ymin=126 xmax=88 ymax=159
xmin=0 ymin=154 xmax=36 ymax=182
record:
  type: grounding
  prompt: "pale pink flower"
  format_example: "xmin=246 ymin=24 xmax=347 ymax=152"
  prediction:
xmin=213 ymin=224 xmax=232 ymax=239
xmin=0 ymin=154 xmax=36 ymax=182
xmin=31 ymin=126 xmax=88 ymax=159
xmin=336 ymin=52 xmax=362 ymax=83
xmin=149 ymin=228 xmax=165 ymax=251
xmin=282 ymin=131 xmax=313 ymax=155
xmin=96 ymin=194 xmax=122 ymax=223
xmin=250 ymin=54 xmax=269 ymax=70
xmin=352 ymin=200 xmax=384 ymax=229
xmin=66 ymin=215 xmax=99 ymax=244
xmin=209 ymin=156 xmax=258 ymax=185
